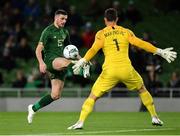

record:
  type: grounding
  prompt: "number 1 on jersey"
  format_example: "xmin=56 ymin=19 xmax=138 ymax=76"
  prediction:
xmin=113 ymin=39 xmax=119 ymax=51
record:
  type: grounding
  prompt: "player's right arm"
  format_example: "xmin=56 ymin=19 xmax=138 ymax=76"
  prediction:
xmin=127 ymin=29 xmax=157 ymax=53
xmin=127 ymin=29 xmax=177 ymax=63
xmin=36 ymin=43 xmax=46 ymax=73
xmin=36 ymin=29 xmax=48 ymax=73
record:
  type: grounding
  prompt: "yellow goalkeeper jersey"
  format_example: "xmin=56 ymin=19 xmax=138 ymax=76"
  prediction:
xmin=84 ymin=25 xmax=157 ymax=69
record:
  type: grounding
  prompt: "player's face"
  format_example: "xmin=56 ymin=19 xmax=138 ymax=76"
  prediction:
xmin=55 ymin=14 xmax=68 ymax=28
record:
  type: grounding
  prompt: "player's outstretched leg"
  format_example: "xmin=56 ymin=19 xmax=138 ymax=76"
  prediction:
xmin=27 ymin=104 xmax=36 ymax=124
xmin=152 ymin=116 xmax=163 ymax=126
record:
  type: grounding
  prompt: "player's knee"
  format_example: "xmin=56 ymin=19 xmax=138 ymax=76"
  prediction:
xmin=52 ymin=61 xmax=63 ymax=70
xmin=52 ymin=58 xmax=69 ymax=70
xmin=138 ymin=85 xmax=146 ymax=93
xmin=89 ymin=92 xmax=98 ymax=101
xmin=51 ymin=93 xmax=61 ymax=100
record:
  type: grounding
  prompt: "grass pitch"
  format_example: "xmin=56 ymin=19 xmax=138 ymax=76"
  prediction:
xmin=0 ymin=112 xmax=180 ymax=135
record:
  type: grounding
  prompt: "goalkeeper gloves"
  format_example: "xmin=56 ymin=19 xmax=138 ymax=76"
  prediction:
xmin=73 ymin=58 xmax=87 ymax=74
xmin=83 ymin=63 xmax=90 ymax=78
xmin=155 ymin=47 xmax=177 ymax=63
xmin=72 ymin=58 xmax=90 ymax=78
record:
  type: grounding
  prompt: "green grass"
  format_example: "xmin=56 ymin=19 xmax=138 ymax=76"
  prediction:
xmin=0 ymin=112 xmax=180 ymax=135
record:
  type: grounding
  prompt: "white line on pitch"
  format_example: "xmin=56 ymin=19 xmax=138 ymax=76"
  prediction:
xmin=2 ymin=128 xmax=176 ymax=135
xmin=44 ymin=127 xmax=176 ymax=135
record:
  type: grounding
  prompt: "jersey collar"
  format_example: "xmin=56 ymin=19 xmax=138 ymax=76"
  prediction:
xmin=52 ymin=24 xmax=63 ymax=31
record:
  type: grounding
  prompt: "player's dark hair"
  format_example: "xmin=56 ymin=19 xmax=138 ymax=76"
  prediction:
xmin=55 ymin=9 xmax=68 ymax=16
xmin=104 ymin=8 xmax=118 ymax=21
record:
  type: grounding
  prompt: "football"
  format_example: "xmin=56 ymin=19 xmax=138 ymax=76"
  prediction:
xmin=63 ymin=44 xmax=79 ymax=59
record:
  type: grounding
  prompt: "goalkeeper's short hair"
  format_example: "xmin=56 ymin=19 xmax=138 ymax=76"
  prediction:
xmin=104 ymin=8 xmax=118 ymax=21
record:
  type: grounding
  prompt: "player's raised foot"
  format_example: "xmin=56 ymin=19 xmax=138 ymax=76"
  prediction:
xmin=67 ymin=121 xmax=84 ymax=130
xmin=152 ymin=116 xmax=163 ymax=126
xmin=27 ymin=104 xmax=36 ymax=124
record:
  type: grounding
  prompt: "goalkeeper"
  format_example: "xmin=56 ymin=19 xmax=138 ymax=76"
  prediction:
xmin=68 ymin=8 xmax=177 ymax=129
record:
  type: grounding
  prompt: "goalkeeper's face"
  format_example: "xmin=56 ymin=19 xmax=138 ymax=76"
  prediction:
xmin=55 ymin=14 xmax=68 ymax=28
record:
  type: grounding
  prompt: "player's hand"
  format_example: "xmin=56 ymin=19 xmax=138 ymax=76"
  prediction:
xmin=72 ymin=58 xmax=87 ymax=75
xmin=83 ymin=63 xmax=90 ymax=78
xmin=39 ymin=62 xmax=47 ymax=73
xmin=155 ymin=47 xmax=177 ymax=63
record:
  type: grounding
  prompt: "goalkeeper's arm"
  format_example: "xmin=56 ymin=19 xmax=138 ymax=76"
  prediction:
xmin=128 ymin=35 xmax=177 ymax=63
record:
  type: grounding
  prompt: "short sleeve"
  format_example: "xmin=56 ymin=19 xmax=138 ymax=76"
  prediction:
xmin=39 ymin=29 xmax=48 ymax=45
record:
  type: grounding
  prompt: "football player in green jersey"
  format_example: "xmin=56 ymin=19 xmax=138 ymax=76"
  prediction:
xmin=27 ymin=9 xmax=89 ymax=124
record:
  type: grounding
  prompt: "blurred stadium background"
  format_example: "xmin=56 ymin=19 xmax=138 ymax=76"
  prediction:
xmin=0 ymin=0 xmax=180 ymax=135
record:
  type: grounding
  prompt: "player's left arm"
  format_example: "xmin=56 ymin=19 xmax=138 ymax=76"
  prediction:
xmin=84 ymin=37 xmax=104 ymax=61
xmin=128 ymin=29 xmax=177 ymax=63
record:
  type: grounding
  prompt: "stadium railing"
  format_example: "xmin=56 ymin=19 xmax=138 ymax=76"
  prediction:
xmin=0 ymin=88 xmax=179 ymax=98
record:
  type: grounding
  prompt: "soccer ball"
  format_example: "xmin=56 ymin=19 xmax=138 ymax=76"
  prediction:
xmin=63 ymin=44 xmax=79 ymax=59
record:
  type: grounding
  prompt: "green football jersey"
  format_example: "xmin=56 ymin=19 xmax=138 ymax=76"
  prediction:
xmin=39 ymin=24 xmax=71 ymax=63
